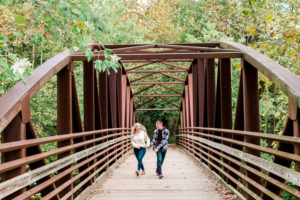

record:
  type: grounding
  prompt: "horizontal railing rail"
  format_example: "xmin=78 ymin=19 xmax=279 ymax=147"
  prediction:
xmin=0 ymin=128 xmax=131 ymax=199
xmin=177 ymin=127 xmax=300 ymax=200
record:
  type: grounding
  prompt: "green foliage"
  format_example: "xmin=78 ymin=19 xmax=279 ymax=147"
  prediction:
xmin=94 ymin=50 xmax=121 ymax=74
xmin=1 ymin=0 xmax=145 ymax=144
xmin=1 ymin=2 xmax=299 ymax=189
xmin=282 ymin=181 xmax=297 ymax=200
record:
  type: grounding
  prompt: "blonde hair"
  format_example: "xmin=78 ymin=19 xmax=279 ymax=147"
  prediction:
xmin=131 ymin=123 xmax=148 ymax=141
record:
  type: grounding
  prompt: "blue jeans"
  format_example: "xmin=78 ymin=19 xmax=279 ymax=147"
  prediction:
xmin=134 ymin=147 xmax=146 ymax=171
xmin=156 ymin=149 xmax=167 ymax=175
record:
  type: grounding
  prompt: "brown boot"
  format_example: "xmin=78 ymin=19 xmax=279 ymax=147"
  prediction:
xmin=141 ymin=170 xmax=145 ymax=175
xmin=158 ymin=174 xmax=164 ymax=179
xmin=136 ymin=170 xmax=139 ymax=176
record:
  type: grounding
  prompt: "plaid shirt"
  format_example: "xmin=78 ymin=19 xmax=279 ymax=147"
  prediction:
xmin=150 ymin=129 xmax=169 ymax=151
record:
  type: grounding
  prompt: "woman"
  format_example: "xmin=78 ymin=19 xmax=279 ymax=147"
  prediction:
xmin=131 ymin=123 xmax=150 ymax=176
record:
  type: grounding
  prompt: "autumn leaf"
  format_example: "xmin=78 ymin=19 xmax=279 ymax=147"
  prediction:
xmin=43 ymin=32 xmax=50 ymax=40
xmin=265 ymin=16 xmax=272 ymax=23
xmin=248 ymin=26 xmax=257 ymax=35
xmin=76 ymin=22 xmax=85 ymax=30
xmin=260 ymin=77 xmax=267 ymax=82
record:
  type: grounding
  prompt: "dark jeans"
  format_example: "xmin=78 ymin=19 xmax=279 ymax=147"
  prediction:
xmin=156 ymin=149 xmax=167 ymax=175
xmin=134 ymin=147 xmax=146 ymax=171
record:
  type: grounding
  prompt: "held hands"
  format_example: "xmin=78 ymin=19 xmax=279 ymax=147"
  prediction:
xmin=154 ymin=148 xmax=159 ymax=153
xmin=146 ymin=145 xmax=150 ymax=149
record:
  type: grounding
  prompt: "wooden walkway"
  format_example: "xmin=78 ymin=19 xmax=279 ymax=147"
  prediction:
xmin=81 ymin=146 xmax=224 ymax=200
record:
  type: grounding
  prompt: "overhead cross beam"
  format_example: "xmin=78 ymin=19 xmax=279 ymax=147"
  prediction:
xmin=126 ymin=62 xmax=156 ymax=71
xmin=135 ymin=97 xmax=156 ymax=109
xmin=131 ymin=82 xmax=184 ymax=85
xmin=127 ymin=70 xmax=187 ymax=73
xmin=133 ymin=84 xmax=156 ymax=95
xmin=130 ymin=72 xmax=156 ymax=83
xmin=159 ymin=62 xmax=187 ymax=70
xmin=158 ymin=72 xmax=185 ymax=82
xmin=71 ymin=52 xmax=243 ymax=61
xmin=158 ymin=84 xmax=182 ymax=94
xmin=158 ymin=96 xmax=180 ymax=108
xmin=89 ymin=44 xmax=156 ymax=52
xmin=134 ymin=94 xmax=182 ymax=97
xmin=88 ymin=42 xmax=220 ymax=49
xmin=156 ymin=44 xmax=240 ymax=52
xmin=136 ymin=108 xmax=179 ymax=111
xmin=121 ymin=59 xmax=192 ymax=63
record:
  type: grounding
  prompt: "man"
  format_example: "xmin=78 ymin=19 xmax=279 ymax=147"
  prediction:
xmin=149 ymin=120 xmax=169 ymax=179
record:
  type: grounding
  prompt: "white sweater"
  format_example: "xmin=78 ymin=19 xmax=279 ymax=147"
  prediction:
xmin=131 ymin=131 xmax=150 ymax=148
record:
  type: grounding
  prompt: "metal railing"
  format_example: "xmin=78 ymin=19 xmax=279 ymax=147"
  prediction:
xmin=0 ymin=128 xmax=131 ymax=199
xmin=177 ymin=127 xmax=300 ymax=200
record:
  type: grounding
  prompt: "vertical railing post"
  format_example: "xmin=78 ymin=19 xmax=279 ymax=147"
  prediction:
xmin=1 ymin=113 xmax=26 ymax=200
xmin=130 ymin=97 xmax=134 ymax=127
xmin=126 ymin=85 xmax=131 ymax=147
xmin=57 ymin=63 xmax=73 ymax=199
xmin=232 ymin=68 xmax=245 ymax=191
xmin=206 ymin=58 xmax=215 ymax=169
xmin=288 ymin=97 xmax=300 ymax=191
xmin=197 ymin=59 xmax=205 ymax=161
xmin=83 ymin=60 xmax=95 ymax=185
xmin=184 ymin=84 xmax=191 ymax=153
xmin=242 ymin=60 xmax=261 ymax=199
xmin=219 ymin=58 xmax=232 ymax=182
xmin=188 ymin=69 xmax=195 ymax=156
xmin=120 ymin=73 xmax=127 ymax=155
xmin=293 ymin=108 xmax=300 ymax=192
xmin=99 ymin=71 xmax=108 ymax=129
xmin=98 ymin=71 xmax=109 ymax=173
xmin=108 ymin=69 xmax=118 ymax=163
xmin=182 ymin=96 xmax=186 ymax=128
xmin=109 ymin=69 xmax=117 ymax=128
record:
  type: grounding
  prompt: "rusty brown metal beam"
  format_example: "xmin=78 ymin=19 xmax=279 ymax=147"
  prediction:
xmin=121 ymin=59 xmax=193 ymax=63
xmin=127 ymin=70 xmax=187 ymax=73
xmin=159 ymin=72 xmax=185 ymax=82
xmin=135 ymin=97 xmax=156 ymax=109
xmin=89 ymin=44 xmax=155 ymax=51
xmin=132 ymin=85 xmax=156 ymax=95
xmin=71 ymin=52 xmax=243 ymax=61
xmin=156 ymin=44 xmax=240 ymax=52
xmin=158 ymin=83 xmax=182 ymax=94
xmin=130 ymin=72 xmax=156 ymax=83
xmin=131 ymin=82 xmax=184 ymax=85
xmin=126 ymin=62 xmax=156 ymax=71
xmin=134 ymin=94 xmax=181 ymax=97
xmin=134 ymin=49 xmax=193 ymax=53
xmin=110 ymin=44 xmax=156 ymax=53
xmin=220 ymin=41 xmax=300 ymax=109
xmin=89 ymin=42 xmax=220 ymax=50
xmin=1 ymin=114 xmax=26 ymax=200
xmin=158 ymin=96 xmax=180 ymax=108
xmin=159 ymin=61 xmax=187 ymax=70
xmin=57 ymin=62 xmax=73 ymax=198
xmin=136 ymin=108 xmax=179 ymax=111
xmin=0 ymin=48 xmax=78 ymax=134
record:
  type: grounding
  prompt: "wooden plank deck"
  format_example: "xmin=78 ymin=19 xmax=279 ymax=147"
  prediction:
xmin=82 ymin=146 xmax=224 ymax=200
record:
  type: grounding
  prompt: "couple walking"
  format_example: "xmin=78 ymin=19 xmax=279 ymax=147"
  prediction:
xmin=131 ymin=120 xmax=169 ymax=179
